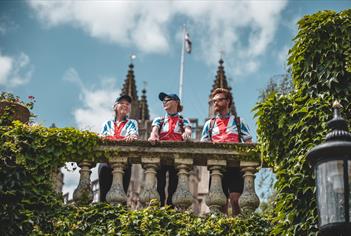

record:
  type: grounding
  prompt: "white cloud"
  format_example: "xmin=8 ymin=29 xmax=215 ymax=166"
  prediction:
xmin=28 ymin=1 xmax=288 ymax=75
xmin=0 ymin=15 xmax=18 ymax=35
xmin=0 ymin=52 xmax=33 ymax=87
xmin=63 ymin=67 xmax=119 ymax=132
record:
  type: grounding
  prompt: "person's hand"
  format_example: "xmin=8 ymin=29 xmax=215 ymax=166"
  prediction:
xmin=244 ymin=139 xmax=252 ymax=144
xmin=125 ymin=135 xmax=138 ymax=142
xmin=182 ymin=127 xmax=192 ymax=141
xmin=148 ymin=132 xmax=159 ymax=145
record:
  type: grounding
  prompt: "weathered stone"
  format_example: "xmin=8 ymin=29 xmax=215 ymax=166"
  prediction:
xmin=139 ymin=157 xmax=160 ymax=207
xmin=238 ymin=166 xmax=260 ymax=215
xmin=206 ymin=160 xmax=227 ymax=213
xmin=73 ymin=160 xmax=93 ymax=205
xmin=172 ymin=158 xmax=194 ymax=210
xmin=106 ymin=157 xmax=128 ymax=205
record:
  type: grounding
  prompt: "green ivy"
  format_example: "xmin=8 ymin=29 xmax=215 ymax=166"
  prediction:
xmin=32 ymin=203 xmax=271 ymax=236
xmin=254 ymin=9 xmax=351 ymax=235
xmin=0 ymin=122 xmax=100 ymax=235
xmin=1 ymin=121 xmax=266 ymax=235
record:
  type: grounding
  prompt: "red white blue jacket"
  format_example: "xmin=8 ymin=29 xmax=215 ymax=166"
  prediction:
xmin=100 ymin=118 xmax=138 ymax=140
xmin=152 ymin=113 xmax=191 ymax=141
xmin=201 ymin=113 xmax=252 ymax=143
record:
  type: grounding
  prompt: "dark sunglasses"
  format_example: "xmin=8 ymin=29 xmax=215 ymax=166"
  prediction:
xmin=162 ymin=99 xmax=174 ymax=104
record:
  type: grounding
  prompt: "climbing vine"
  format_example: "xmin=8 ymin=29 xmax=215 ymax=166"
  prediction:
xmin=254 ymin=9 xmax=351 ymax=235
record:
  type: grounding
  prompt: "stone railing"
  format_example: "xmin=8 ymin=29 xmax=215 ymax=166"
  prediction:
xmin=72 ymin=140 xmax=260 ymax=215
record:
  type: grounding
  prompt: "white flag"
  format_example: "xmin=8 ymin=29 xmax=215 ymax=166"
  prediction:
xmin=185 ymin=32 xmax=192 ymax=54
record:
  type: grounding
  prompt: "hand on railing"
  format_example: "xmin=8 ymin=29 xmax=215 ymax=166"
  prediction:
xmin=125 ymin=134 xmax=138 ymax=142
xmin=148 ymin=126 xmax=160 ymax=145
xmin=182 ymin=126 xmax=192 ymax=141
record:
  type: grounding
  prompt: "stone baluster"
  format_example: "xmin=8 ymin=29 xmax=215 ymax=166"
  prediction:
xmin=172 ymin=156 xmax=193 ymax=210
xmin=139 ymin=157 xmax=160 ymax=207
xmin=51 ymin=167 xmax=63 ymax=194
xmin=205 ymin=159 xmax=227 ymax=213
xmin=73 ymin=160 xmax=94 ymax=205
xmin=106 ymin=157 xmax=128 ymax=205
xmin=238 ymin=161 xmax=260 ymax=215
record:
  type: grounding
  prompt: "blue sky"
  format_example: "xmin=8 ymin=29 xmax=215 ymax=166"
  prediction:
xmin=1 ymin=1 xmax=350 ymax=199
xmin=1 ymin=0 xmax=350 ymax=138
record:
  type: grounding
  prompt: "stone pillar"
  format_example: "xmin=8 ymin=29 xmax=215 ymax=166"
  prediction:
xmin=106 ymin=157 xmax=128 ymax=205
xmin=172 ymin=157 xmax=193 ymax=210
xmin=238 ymin=162 xmax=260 ymax=215
xmin=205 ymin=159 xmax=227 ymax=213
xmin=139 ymin=157 xmax=160 ymax=207
xmin=51 ymin=167 xmax=63 ymax=194
xmin=73 ymin=160 xmax=94 ymax=205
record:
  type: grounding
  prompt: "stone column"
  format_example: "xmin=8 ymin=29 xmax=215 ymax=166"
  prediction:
xmin=238 ymin=161 xmax=260 ymax=215
xmin=172 ymin=157 xmax=193 ymax=210
xmin=73 ymin=160 xmax=94 ymax=205
xmin=106 ymin=157 xmax=128 ymax=205
xmin=51 ymin=167 xmax=63 ymax=194
xmin=205 ymin=159 xmax=227 ymax=213
xmin=139 ymin=157 xmax=160 ymax=207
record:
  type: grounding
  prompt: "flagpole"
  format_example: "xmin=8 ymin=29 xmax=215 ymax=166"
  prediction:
xmin=179 ymin=24 xmax=186 ymax=101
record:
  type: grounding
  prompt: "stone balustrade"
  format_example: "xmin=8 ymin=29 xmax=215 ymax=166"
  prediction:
xmin=72 ymin=140 xmax=260 ymax=215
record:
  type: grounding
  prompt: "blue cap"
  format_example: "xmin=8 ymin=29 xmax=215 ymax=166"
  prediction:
xmin=159 ymin=92 xmax=180 ymax=102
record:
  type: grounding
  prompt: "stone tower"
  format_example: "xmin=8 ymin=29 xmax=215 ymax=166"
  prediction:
xmin=138 ymin=87 xmax=150 ymax=121
xmin=121 ymin=63 xmax=140 ymax=119
xmin=208 ymin=58 xmax=237 ymax=117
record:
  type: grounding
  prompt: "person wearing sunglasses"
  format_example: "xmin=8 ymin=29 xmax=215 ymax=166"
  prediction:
xmin=148 ymin=92 xmax=192 ymax=206
xmin=98 ymin=94 xmax=139 ymax=202
xmin=201 ymin=88 xmax=252 ymax=216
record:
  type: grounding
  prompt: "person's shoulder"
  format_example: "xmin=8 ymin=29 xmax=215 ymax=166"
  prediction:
xmin=203 ymin=118 xmax=212 ymax=127
xmin=152 ymin=116 xmax=164 ymax=122
xmin=102 ymin=119 xmax=114 ymax=126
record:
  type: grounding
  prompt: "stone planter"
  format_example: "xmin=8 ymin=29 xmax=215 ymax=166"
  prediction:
xmin=0 ymin=101 xmax=30 ymax=124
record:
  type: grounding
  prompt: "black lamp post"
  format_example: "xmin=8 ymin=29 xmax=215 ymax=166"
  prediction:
xmin=307 ymin=101 xmax=351 ymax=235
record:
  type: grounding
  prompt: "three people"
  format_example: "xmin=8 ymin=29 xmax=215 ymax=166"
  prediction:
xmin=98 ymin=95 xmax=138 ymax=202
xmin=148 ymin=92 xmax=192 ymax=206
xmin=201 ymin=88 xmax=252 ymax=216
xmin=99 ymin=89 xmax=252 ymax=216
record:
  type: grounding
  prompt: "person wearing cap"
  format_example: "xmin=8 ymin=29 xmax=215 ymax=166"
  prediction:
xmin=148 ymin=92 xmax=192 ymax=206
xmin=201 ymin=88 xmax=252 ymax=216
xmin=98 ymin=94 xmax=139 ymax=202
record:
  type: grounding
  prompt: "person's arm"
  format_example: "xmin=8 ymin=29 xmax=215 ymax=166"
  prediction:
xmin=125 ymin=120 xmax=139 ymax=142
xmin=240 ymin=119 xmax=253 ymax=143
xmin=148 ymin=117 xmax=161 ymax=144
xmin=100 ymin=120 xmax=114 ymax=139
xmin=200 ymin=120 xmax=211 ymax=142
xmin=181 ymin=118 xmax=192 ymax=141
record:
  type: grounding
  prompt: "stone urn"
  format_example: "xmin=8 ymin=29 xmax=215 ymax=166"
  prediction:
xmin=0 ymin=101 xmax=30 ymax=125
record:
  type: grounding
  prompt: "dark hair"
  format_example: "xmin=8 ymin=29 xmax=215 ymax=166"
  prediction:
xmin=211 ymin=88 xmax=232 ymax=108
xmin=177 ymin=102 xmax=183 ymax=112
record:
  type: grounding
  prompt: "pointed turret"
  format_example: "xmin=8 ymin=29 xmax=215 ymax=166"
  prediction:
xmin=208 ymin=58 xmax=237 ymax=117
xmin=138 ymin=85 xmax=150 ymax=121
xmin=121 ymin=63 xmax=140 ymax=119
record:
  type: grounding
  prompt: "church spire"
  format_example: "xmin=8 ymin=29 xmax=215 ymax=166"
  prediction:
xmin=138 ymin=82 xmax=150 ymax=121
xmin=121 ymin=63 xmax=140 ymax=119
xmin=208 ymin=58 xmax=237 ymax=117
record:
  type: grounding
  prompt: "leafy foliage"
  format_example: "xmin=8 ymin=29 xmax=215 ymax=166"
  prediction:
xmin=32 ymin=203 xmax=271 ymax=235
xmin=0 ymin=122 xmax=100 ymax=235
xmin=1 ymin=121 xmax=266 ymax=235
xmin=254 ymin=9 xmax=351 ymax=235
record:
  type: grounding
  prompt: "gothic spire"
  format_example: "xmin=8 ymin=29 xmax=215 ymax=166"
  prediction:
xmin=121 ymin=63 xmax=140 ymax=119
xmin=138 ymin=84 xmax=150 ymax=121
xmin=208 ymin=58 xmax=237 ymax=117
